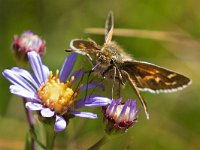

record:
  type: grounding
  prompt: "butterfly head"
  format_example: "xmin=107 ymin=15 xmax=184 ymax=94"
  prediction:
xmin=96 ymin=51 xmax=112 ymax=65
xmin=96 ymin=44 xmax=118 ymax=66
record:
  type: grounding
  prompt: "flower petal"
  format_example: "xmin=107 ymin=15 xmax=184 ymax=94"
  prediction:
xmin=10 ymin=85 xmax=39 ymax=102
xmin=129 ymin=100 xmax=136 ymax=112
xmin=42 ymin=65 xmax=50 ymax=82
xmin=118 ymin=100 xmax=131 ymax=122
xmin=111 ymin=98 xmax=122 ymax=116
xmin=80 ymin=82 xmax=104 ymax=92
xmin=69 ymin=69 xmax=84 ymax=83
xmin=106 ymin=99 xmax=116 ymax=114
xmin=70 ymin=111 xmax=97 ymax=119
xmin=54 ymin=115 xmax=67 ymax=132
xmin=26 ymin=102 xmax=44 ymax=110
xmin=75 ymin=96 xmax=112 ymax=109
xmin=27 ymin=51 xmax=47 ymax=84
xmin=129 ymin=100 xmax=137 ymax=120
xmin=11 ymin=67 xmax=40 ymax=88
xmin=3 ymin=69 xmax=36 ymax=92
xmin=59 ymin=53 xmax=78 ymax=82
xmin=41 ymin=108 xmax=55 ymax=117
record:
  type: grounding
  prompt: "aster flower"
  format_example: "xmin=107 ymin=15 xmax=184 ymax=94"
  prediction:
xmin=2 ymin=51 xmax=111 ymax=132
xmin=102 ymin=98 xmax=139 ymax=134
xmin=13 ymin=31 xmax=46 ymax=60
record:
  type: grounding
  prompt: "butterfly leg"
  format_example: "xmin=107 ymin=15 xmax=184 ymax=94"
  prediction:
xmin=122 ymin=70 xmax=149 ymax=120
xmin=113 ymin=62 xmax=124 ymax=98
xmin=112 ymin=66 xmax=117 ymax=99
xmin=118 ymin=81 xmax=121 ymax=98
xmin=83 ymin=61 xmax=103 ymax=101
xmin=85 ymin=53 xmax=96 ymax=66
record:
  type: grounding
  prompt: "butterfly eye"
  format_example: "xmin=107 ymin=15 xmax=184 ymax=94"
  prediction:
xmin=110 ymin=57 xmax=116 ymax=64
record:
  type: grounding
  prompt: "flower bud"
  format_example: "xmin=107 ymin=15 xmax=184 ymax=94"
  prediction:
xmin=102 ymin=98 xmax=139 ymax=135
xmin=12 ymin=31 xmax=46 ymax=61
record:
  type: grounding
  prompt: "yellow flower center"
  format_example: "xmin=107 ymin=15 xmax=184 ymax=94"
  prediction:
xmin=38 ymin=70 xmax=77 ymax=114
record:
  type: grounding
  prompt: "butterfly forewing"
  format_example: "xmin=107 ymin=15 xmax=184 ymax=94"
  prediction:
xmin=70 ymin=39 xmax=100 ymax=55
xmin=105 ymin=11 xmax=114 ymax=43
xmin=121 ymin=61 xmax=191 ymax=93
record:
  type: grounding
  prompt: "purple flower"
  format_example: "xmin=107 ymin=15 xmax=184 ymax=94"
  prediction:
xmin=2 ymin=51 xmax=111 ymax=132
xmin=102 ymin=98 xmax=139 ymax=134
xmin=13 ymin=31 xmax=46 ymax=60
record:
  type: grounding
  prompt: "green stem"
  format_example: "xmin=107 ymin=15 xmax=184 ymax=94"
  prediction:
xmin=87 ymin=135 xmax=109 ymax=150
xmin=45 ymin=125 xmax=56 ymax=150
xmin=23 ymin=98 xmax=36 ymax=150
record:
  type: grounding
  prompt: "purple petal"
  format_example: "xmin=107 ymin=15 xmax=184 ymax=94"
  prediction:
xmin=129 ymin=100 xmax=137 ymax=120
xmin=26 ymin=102 xmax=44 ymax=110
xmin=10 ymin=85 xmax=39 ymax=102
xmin=42 ymin=65 xmax=50 ymax=82
xmin=69 ymin=69 xmax=84 ymax=83
xmin=59 ymin=53 xmax=78 ymax=82
xmin=3 ymin=69 xmax=36 ymax=92
xmin=80 ymin=82 xmax=104 ymax=92
xmin=106 ymin=99 xmax=116 ymax=114
xmin=27 ymin=51 xmax=46 ymax=84
xmin=54 ymin=115 xmax=66 ymax=132
xmin=75 ymin=96 xmax=112 ymax=109
xmin=129 ymin=100 xmax=136 ymax=112
xmin=120 ymin=100 xmax=131 ymax=116
xmin=11 ymin=67 xmax=40 ymax=88
xmin=41 ymin=108 xmax=55 ymax=117
xmin=118 ymin=100 xmax=131 ymax=122
xmin=112 ymin=98 xmax=122 ymax=115
xmin=70 ymin=111 xmax=97 ymax=119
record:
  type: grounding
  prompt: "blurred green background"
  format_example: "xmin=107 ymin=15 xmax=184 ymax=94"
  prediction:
xmin=0 ymin=0 xmax=200 ymax=149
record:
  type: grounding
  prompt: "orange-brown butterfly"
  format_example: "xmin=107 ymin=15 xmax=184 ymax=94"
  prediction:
xmin=66 ymin=11 xmax=192 ymax=119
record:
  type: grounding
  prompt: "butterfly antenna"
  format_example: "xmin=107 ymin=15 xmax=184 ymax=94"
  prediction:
xmin=65 ymin=49 xmax=73 ymax=52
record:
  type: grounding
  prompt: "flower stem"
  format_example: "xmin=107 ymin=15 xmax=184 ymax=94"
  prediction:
xmin=87 ymin=135 xmax=109 ymax=150
xmin=23 ymin=98 xmax=36 ymax=150
xmin=45 ymin=125 xmax=56 ymax=150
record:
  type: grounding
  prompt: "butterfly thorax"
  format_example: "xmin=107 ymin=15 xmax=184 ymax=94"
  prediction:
xmin=92 ymin=42 xmax=125 ymax=79
xmin=96 ymin=42 xmax=124 ymax=65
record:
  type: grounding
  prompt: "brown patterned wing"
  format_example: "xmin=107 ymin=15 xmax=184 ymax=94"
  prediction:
xmin=105 ymin=11 xmax=114 ymax=43
xmin=121 ymin=61 xmax=192 ymax=93
xmin=70 ymin=39 xmax=100 ymax=55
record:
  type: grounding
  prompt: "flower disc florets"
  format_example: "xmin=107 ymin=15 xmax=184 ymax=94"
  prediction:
xmin=38 ymin=70 xmax=77 ymax=114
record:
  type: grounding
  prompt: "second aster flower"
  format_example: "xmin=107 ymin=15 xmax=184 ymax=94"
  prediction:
xmin=102 ymin=98 xmax=139 ymax=134
xmin=3 ymin=51 xmax=111 ymax=132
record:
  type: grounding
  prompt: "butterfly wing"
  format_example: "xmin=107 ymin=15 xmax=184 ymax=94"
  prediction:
xmin=105 ymin=11 xmax=114 ymax=43
xmin=70 ymin=39 xmax=100 ymax=55
xmin=121 ymin=61 xmax=191 ymax=93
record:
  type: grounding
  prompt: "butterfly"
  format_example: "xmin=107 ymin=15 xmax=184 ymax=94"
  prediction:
xmin=66 ymin=11 xmax=192 ymax=119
